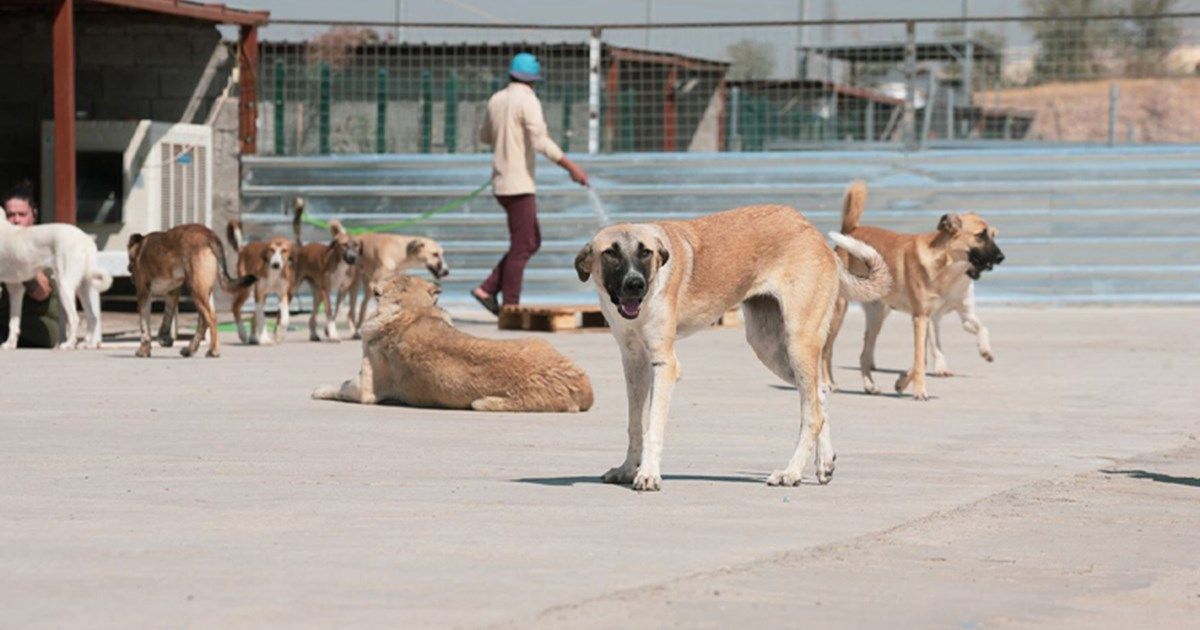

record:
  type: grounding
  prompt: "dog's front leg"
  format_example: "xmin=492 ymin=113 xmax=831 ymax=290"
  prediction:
xmin=959 ymin=285 xmax=994 ymax=362
xmin=896 ymin=313 xmax=931 ymax=401
xmin=2 ymin=282 xmax=24 ymax=349
xmin=135 ymin=289 xmax=153 ymax=357
xmin=633 ymin=339 xmax=679 ymax=492
xmin=602 ymin=349 xmax=650 ymax=485
xmin=275 ymin=291 xmax=290 ymax=343
xmin=313 ymin=356 xmax=377 ymax=404
xmin=928 ymin=316 xmax=950 ymax=376
xmin=157 ymin=290 xmax=180 ymax=347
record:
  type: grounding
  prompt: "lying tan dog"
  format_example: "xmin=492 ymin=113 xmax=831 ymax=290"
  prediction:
xmin=227 ymin=221 xmax=295 ymax=345
xmin=822 ymin=180 xmax=1005 ymax=400
xmin=290 ymin=200 xmax=360 ymax=342
xmin=127 ymin=224 xmax=255 ymax=358
xmin=575 ymin=201 xmax=890 ymax=491
xmin=348 ymin=232 xmax=449 ymax=338
xmin=313 ymin=275 xmax=593 ymax=412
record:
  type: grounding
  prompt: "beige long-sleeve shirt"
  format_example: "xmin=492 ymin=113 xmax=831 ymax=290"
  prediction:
xmin=478 ymin=82 xmax=564 ymax=196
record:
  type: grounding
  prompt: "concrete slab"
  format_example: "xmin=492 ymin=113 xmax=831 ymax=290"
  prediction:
xmin=1 ymin=307 xmax=1198 ymax=628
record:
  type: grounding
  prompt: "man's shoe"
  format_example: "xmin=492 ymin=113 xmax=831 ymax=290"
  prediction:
xmin=471 ymin=290 xmax=500 ymax=316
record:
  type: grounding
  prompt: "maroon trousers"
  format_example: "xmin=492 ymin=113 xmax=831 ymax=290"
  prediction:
xmin=479 ymin=194 xmax=541 ymax=306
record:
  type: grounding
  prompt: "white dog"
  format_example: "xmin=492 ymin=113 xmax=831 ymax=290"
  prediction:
xmin=0 ymin=213 xmax=113 ymax=349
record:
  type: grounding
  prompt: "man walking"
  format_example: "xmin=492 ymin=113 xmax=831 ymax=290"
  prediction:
xmin=471 ymin=52 xmax=589 ymax=314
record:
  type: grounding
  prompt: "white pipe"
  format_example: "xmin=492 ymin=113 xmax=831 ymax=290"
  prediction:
xmin=588 ymin=28 xmax=601 ymax=155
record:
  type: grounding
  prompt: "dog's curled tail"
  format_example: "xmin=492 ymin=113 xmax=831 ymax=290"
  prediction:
xmin=292 ymin=198 xmax=306 ymax=245
xmin=206 ymin=235 xmax=256 ymax=292
xmin=226 ymin=219 xmax=244 ymax=250
xmin=840 ymin=179 xmax=868 ymax=234
xmin=828 ymin=232 xmax=892 ymax=302
xmin=89 ymin=269 xmax=114 ymax=293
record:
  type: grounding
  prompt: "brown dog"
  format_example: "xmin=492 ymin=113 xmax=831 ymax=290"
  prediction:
xmin=348 ymin=233 xmax=449 ymax=338
xmin=290 ymin=201 xmax=360 ymax=342
xmin=226 ymin=221 xmax=296 ymax=345
xmin=313 ymin=275 xmax=593 ymax=412
xmin=822 ymin=181 xmax=1005 ymax=401
xmin=126 ymin=224 xmax=255 ymax=358
xmin=574 ymin=203 xmax=890 ymax=491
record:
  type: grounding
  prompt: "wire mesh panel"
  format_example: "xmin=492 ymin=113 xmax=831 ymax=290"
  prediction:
xmin=256 ymin=11 xmax=1200 ymax=155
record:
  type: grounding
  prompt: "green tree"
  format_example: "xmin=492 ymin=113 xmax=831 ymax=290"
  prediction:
xmin=726 ymin=39 xmax=776 ymax=80
xmin=1119 ymin=0 xmax=1181 ymax=76
xmin=1025 ymin=0 xmax=1115 ymax=82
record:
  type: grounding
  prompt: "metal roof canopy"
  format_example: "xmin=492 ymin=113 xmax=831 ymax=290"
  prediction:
xmin=801 ymin=38 xmax=1002 ymax=64
xmin=6 ymin=0 xmax=269 ymax=224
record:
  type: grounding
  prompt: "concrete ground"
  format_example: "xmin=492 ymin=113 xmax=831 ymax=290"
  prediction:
xmin=1 ymin=306 xmax=1198 ymax=628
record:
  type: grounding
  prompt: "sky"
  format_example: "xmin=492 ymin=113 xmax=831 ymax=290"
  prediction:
xmin=219 ymin=0 xmax=1200 ymax=77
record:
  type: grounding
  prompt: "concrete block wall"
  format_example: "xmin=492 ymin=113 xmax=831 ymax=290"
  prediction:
xmin=0 ymin=13 xmax=237 ymax=218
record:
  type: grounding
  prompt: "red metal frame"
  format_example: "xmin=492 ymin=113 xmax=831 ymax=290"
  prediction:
xmin=238 ymin=25 xmax=259 ymax=154
xmin=53 ymin=0 xmax=77 ymax=225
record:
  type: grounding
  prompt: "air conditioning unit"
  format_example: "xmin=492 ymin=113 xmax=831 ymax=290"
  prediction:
xmin=41 ymin=120 xmax=213 ymax=276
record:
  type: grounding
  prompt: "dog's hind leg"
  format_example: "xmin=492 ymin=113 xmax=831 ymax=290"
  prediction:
xmin=53 ymin=273 xmax=80 ymax=349
xmin=821 ymin=296 xmax=849 ymax=392
xmin=158 ymin=290 xmax=180 ymax=347
xmin=251 ymin=283 xmax=269 ymax=345
xmin=78 ymin=283 xmax=102 ymax=349
xmin=275 ymin=289 xmax=290 ymax=344
xmin=767 ymin=289 xmax=836 ymax=487
xmin=928 ymin=315 xmax=951 ymax=376
xmin=2 ymin=282 xmax=24 ymax=349
xmin=231 ymin=287 xmax=249 ymax=344
xmin=959 ymin=284 xmax=994 ymax=362
xmin=860 ymin=301 xmax=890 ymax=394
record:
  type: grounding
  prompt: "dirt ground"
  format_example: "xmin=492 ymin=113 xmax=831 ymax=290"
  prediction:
xmin=1 ymin=306 xmax=1198 ymax=628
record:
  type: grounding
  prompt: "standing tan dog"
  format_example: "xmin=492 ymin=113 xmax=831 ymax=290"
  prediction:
xmin=575 ymin=203 xmax=890 ymax=491
xmin=290 ymin=201 xmax=360 ymax=342
xmin=227 ymin=221 xmax=295 ymax=345
xmin=313 ymin=275 xmax=593 ymax=412
xmin=348 ymin=233 xmax=449 ymax=338
xmin=126 ymin=224 xmax=255 ymax=358
xmin=822 ymin=181 xmax=1005 ymax=400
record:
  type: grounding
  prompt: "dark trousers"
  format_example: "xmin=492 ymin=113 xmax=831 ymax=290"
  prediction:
xmin=479 ymin=194 xmax=540 ymax=306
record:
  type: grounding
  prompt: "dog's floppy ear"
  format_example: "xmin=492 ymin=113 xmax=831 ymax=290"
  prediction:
xmin=370 ymin=281 xmax=384 ymax=299
xmin=328 ymin=219 xmax=345 ymax=237
xmin=128 ymin=233 xmax=144 ymax=248
xmin=938 ymin=213 xmax=963 ymax=235
xmin=407 ymin=239 xmax=425 ymax=257
xmin=989 ymin=226 xmax=999 ymax=238
xmin=574 ymin=243 xmax=594 ymax=282
xmin=428 ymin=282 xmax=442 ymax=301
xmin=656 ymin=237 xmax=670 ymax=268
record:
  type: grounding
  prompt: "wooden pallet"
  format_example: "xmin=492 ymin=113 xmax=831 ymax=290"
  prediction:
xmin=497 ymin=304 xmax=609 ymax=332
xmin=497 ymin=304 xmax=744 ymax=332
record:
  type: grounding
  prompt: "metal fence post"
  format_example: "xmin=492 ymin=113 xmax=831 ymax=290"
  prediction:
xmin=561 ymin=83 xmax=573 ymax=152
xmin=903 ymin=20 xmax=917 ymax=150
xmin=420 ymin=70 xmax=432 ymax=154
xmin=945 ymin=88 xmax=955 ymax=140
xmin=865 ymin=99 xmax=874 ymax=143
xmin=444 ymin=71 xmax=458 ymax=153
xmin=727 ymin=85 xmax=741 ymax=151
xmin=587 ymin=27 xmax=601 ymax=155
xmin=375 ymin=68 xmax=387 ymax=154
xmin=273 ymin=60 xmax=284 ymax=155
xmin=920 ymin=71 xmax=937 ymax=149
xmin=1108 ymin=82 xmax=1119 ymax=147
xmin=318 ymin=62 xmax=330 ymax=155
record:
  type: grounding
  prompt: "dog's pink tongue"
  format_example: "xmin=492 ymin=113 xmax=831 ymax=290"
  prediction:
xmin=619 ymin=299 xmax=641 ymax=318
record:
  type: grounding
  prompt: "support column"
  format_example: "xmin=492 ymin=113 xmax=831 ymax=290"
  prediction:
xmin=587 ymin=28 xmax=602 ymax=155
xmin=902 ymin=20 xmax=917 ymax=151
xmin=239 ymin=25 xmax=259 ymax=155
xmin=52 ymin=0 xmax=76 ymax=224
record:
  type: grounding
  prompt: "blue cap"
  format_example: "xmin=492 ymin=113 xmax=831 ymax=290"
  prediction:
xmin=509 ymin=52 xmax=542 ymax=82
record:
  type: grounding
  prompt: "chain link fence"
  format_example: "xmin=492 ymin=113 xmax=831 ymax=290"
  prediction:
xmin=255 ymin=12 xmax=1200 ymax=155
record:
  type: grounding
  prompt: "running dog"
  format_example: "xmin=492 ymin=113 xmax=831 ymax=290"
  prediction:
xmin=574 ymin=202 xmax=890 ymax=491
xmin=349 ymin=232 xmax=449 ymax=338
xmin=0 ymin=213 xmax=112 ymax=349
xmin=313 ymin=275 xmax=593 ymax=412
xmin=227 ymin=221 xmax=295 ymax=345
xmin=127 ymin=224 xmax=254 ymax=358
xmin=290 ymin=200 xmax=360 ymax=341
xmin=822 ymin=180 xmax=1005 ymax=401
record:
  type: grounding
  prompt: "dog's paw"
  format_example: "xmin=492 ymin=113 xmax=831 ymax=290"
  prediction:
xmin=767 ymin=468 xmax=803 ymax=487
xmin=206 ymin=348 xmax=220 ymax=358
xmin=309 ymin=332 xmax=322 ymax=342
xmin=135 ymin=342 xmax=151 ymax=358
xmin=311 ymin=386 xmax=337 ymax=400
xmin=912 ymin=389 xmax=930 ymax=402
xmin=351 ymin=331 xmax=362 ymax=341
xmin=932 ymin=369 xmax=953 ymax=378
xmin=981 ymin=348 xmax=995 ymax=362
xmin=158 ymin=335 xmax=174 ymax=348
xmin=863 ymin=383 xmax=881 ymax=395
xmin=815 ymin=453 xmax=836 ymax=484
xmin=179 ymin=346 xmax=193 ymax=357
xmin=631 ymin=469 xmax=662 ymax=492
xmin=55 ymin=340 xmax=76 ymax=350
xmin=601 ymin=463 xmax=638 ymax=484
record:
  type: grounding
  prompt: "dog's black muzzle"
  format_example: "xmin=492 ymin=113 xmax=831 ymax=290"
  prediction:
xmin=607 ymin=275 xmax=647 ymax=320
xmin=343 ymin=251 xmax=358 ymax=265
xmin=967 ymin=245 xmax=1005 ymax=280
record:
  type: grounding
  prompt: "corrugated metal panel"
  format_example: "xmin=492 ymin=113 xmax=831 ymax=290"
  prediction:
xmin=241 ymin=147 xmax=1200 ymax=306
